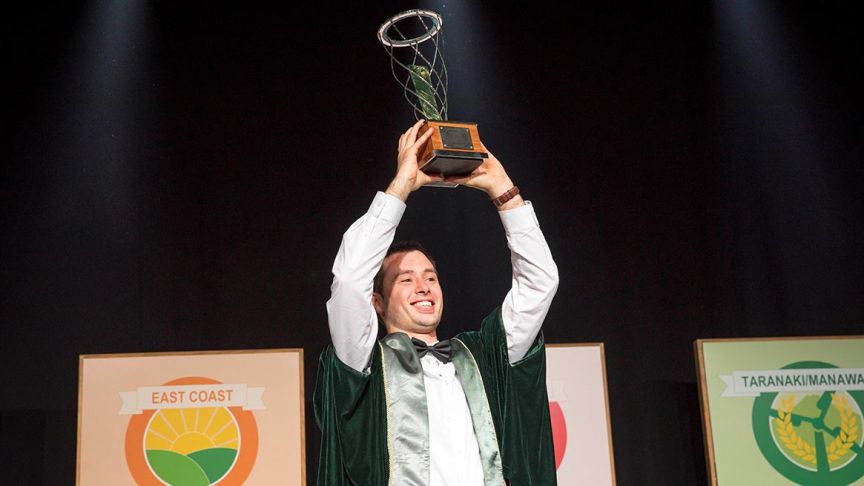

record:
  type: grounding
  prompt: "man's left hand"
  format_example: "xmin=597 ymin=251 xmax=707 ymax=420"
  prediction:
xmin=444 ymin=147 xmax=524 ymax=210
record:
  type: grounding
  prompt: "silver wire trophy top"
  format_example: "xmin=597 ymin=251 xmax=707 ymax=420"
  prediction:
xmin=377 ymin=9 xmax=448 ymax=121
xmin=377 ymin=9 xmax=487 ymax=178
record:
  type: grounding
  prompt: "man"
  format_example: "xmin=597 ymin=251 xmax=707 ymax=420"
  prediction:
xmin=315 ymin=120 xmax=559 ymax=485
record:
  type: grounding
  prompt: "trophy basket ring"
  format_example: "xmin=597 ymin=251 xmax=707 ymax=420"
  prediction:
xmin=378 ymin=9 xmax=487 ymax=179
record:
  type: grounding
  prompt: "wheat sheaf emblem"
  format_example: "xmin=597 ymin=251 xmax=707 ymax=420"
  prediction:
xmin=773 ymin=394 xmax=859 ymax=465
xmin=827 ymin=394 xmax=859 ymax=462
xmin=775 ymin=395 xmax=817 ymax=463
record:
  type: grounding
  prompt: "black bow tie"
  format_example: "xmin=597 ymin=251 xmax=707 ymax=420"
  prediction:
xmin=411 ymin=338 xmax=452 ymax=363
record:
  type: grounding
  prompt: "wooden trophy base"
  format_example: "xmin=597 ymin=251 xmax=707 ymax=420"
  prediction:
xmin=418 ymin=120 xmax=488 ymax=177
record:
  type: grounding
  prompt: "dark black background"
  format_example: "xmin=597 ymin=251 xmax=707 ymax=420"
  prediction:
xmin=3 ymin=1 xmax=862 ymax=484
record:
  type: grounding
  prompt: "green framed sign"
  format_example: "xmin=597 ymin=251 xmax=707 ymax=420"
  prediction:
xmin=695 ymin=336 xmax=864 ymax=486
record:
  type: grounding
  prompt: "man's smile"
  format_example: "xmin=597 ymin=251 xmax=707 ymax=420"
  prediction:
xmin=411 ymin=299 xmax=436 ymax=313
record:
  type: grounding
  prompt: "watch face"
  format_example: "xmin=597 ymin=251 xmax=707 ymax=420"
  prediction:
xmin=439 ymin=126 xmax=473 ymax=150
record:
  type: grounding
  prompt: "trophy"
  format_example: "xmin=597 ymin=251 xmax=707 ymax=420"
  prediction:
xmin=378 ymin=9 xmax=487 ymax=183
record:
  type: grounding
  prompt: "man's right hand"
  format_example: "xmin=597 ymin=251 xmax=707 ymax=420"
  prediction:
xmin=385 ymin=120 xmax=441 ymax=201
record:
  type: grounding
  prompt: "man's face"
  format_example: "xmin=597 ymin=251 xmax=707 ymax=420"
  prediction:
xmin=373 ymin=250 xmax=444 ymax=336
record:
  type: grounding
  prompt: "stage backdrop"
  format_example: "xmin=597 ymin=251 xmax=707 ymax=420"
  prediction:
xmin=76 ymin=349 xmax=304 ymax=485
xmin=546 ymin=343 xmax=616 ymax=485
xmin=696 ymin=337 xmax=864 ymax=486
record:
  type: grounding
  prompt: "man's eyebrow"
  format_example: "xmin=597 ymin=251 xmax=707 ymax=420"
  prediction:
xmin=391 ymin=270 xmax=414 ymax=280
xmin=391 ymin=268 xmax=438 ymax=280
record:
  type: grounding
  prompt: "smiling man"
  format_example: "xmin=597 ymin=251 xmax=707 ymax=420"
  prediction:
xmin=373 ymin=240 xmax=444 ymax=331
xmin=315 ymin=120 xmax=560 ymax=486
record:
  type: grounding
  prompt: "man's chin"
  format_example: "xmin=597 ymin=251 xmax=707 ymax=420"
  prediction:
xmin=410 ymin=314 xmax=442 ymax=330
xmin=411 ymin=320 xmax=439 ymax=330
xmin=384 ymin=311 xmax=442 ymax=334
xmin=386 ymin=325 xmax=439 ymax=337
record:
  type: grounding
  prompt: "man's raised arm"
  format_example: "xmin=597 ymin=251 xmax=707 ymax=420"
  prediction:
xmin=443 ymin=151 xmax=559 ymax=363
xmin=326 ymin=121 xmax=438 ymax=371
xmin=326 ymin=192 xmax=404 ymax=372
xmin=498 ymin=202 xmax=559 ymax=362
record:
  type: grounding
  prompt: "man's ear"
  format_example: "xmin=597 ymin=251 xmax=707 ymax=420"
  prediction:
xmin=372 ymin=292 xmax=384 ymax=315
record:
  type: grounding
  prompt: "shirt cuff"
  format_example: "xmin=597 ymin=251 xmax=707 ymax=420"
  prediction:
xmin=369 ymin=191 xmax=407 ymax=224
xmin=498 ymin=200 xmax=540 ymax=235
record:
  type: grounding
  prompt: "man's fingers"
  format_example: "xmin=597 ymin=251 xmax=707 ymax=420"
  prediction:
xmin=418 ymin=171 xmax=445 ymax=187
xmin=411 ymin=127 xmax=434 ymax=150
xmin=398 ymin=120 xmax=426 ymax=151
xmin=443 ymin=174 xmax=471 ymax=185
xmin=408 ymin=120 xmax=423 ymax=144
xmin=443 ymin=166 xmax=488 ymax=185
xmin=399 ymin=123 xmax=414 ymax=147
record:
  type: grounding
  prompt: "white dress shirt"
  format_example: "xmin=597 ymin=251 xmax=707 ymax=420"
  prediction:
xmin=326 ymin=191 xmax=558 ymax=485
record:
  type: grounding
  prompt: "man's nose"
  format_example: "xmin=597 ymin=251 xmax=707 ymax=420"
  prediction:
xmin=415 ymin=279 xmax=430 ymax=293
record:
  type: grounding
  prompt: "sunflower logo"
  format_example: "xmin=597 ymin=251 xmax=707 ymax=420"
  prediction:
xmin=125 ymin=377 xmax=259 ymax=486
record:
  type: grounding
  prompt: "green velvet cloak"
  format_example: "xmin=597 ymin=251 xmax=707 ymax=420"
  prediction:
xmin=314 ymin=307 xmax=557 ymax=485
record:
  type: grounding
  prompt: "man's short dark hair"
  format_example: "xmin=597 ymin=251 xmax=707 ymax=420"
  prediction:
xmin=373 ymin=240 xmax=437 ymax=295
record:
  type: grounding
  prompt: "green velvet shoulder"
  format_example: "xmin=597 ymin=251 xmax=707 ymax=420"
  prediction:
xmin=314 ymin=345 xmax=390 ymax=485
xmin=456 ymin=307 xmax=557 ymax=485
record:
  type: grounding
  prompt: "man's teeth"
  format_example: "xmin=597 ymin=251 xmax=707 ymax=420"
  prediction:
xmin=415 ymin=301 xmax=432 ymax=307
